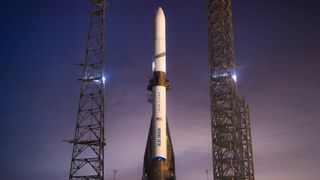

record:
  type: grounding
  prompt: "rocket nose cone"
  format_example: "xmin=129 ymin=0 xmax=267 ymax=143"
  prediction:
xmin=156 ymin=7 xmax=165 ymax=19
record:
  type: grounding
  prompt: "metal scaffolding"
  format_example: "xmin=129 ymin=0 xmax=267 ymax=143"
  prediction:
xmin=68 ymin=0 xmax=107 ymax=179
xmin=208 ymin=0 xmax=255 ymax=179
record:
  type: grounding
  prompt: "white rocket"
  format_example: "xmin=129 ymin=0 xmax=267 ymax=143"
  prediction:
xmin=143 ymin=7 xmax=175 ymax=180
xmin=152 ymin=7 xmax=167 ymax=161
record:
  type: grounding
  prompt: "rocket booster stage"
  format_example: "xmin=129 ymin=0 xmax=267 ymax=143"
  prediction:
xmin=143 ymin=7 xmax=176 ymax=180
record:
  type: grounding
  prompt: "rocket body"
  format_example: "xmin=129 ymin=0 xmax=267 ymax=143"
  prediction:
xmin=152 ymin=7 xmax=167 ymax=161
xmin=143 ymin=7 xmax=175 ymax=180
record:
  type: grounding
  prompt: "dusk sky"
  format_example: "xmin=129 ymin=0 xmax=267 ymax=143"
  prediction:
xmin=1 ymin=0 xmax=320 ymax=179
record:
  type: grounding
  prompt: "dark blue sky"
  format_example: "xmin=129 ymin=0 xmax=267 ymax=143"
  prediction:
xmin=0 ymin=0 xmax=320 ymax=179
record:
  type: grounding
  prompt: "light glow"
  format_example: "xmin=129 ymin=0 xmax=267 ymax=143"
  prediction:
xmin=232 ymin=74 xmax=237 ymax=82
xmin=152 ymin=61 xmax=155 ymax=72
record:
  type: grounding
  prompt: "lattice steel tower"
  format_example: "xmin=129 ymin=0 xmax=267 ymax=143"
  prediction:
xmin=208 ymin=0 xmax=254 ymax=179
xmin=68 ymin=0 xmax=107 ymax=179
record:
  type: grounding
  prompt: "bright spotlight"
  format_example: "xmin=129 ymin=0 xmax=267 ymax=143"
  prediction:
xmin=232 ymin=74 xmax=237 ymax=82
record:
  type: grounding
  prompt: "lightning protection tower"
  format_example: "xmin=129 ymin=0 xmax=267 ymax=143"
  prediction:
xmin=68 ymin=0 xmax=107 ymax=179
xmin=208 ymin=0 xmax=255 ymax=179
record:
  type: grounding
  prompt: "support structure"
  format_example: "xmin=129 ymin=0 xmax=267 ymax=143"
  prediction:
xmin=68 ymin=0 xmax=107 ymax=179
xmin=208 ymin=0 xmax=255 ymax=179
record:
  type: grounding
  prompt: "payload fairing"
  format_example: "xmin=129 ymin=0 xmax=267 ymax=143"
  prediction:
xmin=142 ymin=7 xmax=176 ymax=180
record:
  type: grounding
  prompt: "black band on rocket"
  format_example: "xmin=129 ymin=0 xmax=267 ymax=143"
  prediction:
xmin=153 ymin=71 xmax=166 ymax=86
xmin=147 ymin=73 xmax=171 ymax=91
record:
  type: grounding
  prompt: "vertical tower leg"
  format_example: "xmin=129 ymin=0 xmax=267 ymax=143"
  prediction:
xmin=208 ymin=0 xmax=255 ymax=179
xmin=68 ymin=1 xmax=107 ymax=179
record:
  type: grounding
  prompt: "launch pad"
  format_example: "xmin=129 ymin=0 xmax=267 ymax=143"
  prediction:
xmin=66 ymin=1 xmax=255 ymax=180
